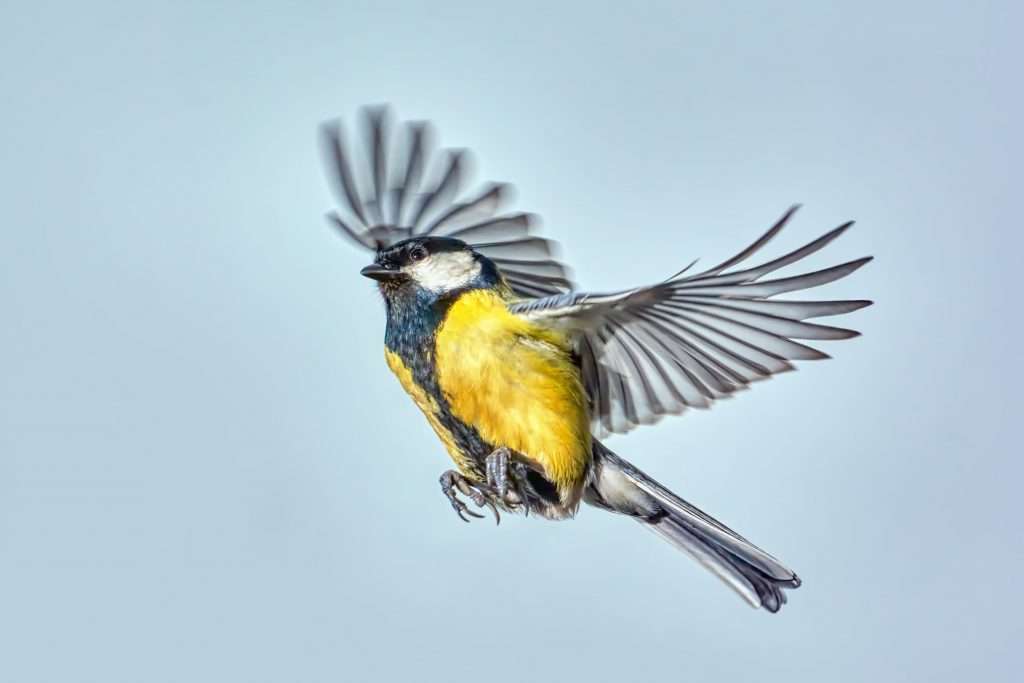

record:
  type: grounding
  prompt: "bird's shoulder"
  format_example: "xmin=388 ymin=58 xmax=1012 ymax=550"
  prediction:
xmin=438 ymin=288 xmax=573 ymax=352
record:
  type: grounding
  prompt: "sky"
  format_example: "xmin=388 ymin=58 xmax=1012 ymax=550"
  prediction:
xmin=1 ymin=2 xmax=1021 ymax=682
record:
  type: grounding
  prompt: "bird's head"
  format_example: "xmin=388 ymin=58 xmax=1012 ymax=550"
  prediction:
xmin=360 ymin=236 xmax=499 ymax=298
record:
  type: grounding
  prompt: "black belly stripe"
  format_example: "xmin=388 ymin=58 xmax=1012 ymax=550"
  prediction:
xmin=384 ymin=289 xmax=495 ymax=473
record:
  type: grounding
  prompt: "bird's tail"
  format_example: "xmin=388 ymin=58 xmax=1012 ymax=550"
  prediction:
xmin=585 ymin=442 xmax=801 ymax=612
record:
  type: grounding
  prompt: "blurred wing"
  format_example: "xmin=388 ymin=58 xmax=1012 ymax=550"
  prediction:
xmin=510 ymin=206 xmax=873 ymax=436
xmin=319 ymin=106 xmax=573 ymax=297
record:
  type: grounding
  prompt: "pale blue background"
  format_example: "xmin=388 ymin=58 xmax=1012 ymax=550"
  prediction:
xmin=2 ymin=2 xmax=1020 ymax=681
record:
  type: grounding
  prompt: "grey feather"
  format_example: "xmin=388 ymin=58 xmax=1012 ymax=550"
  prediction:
xmin=408 ymin=150 xmax=465 ymax=232
xmin=363 ymin=106 xmax=388 ymax=226
xmin=510 ymin=206 xmax=872 ymax=436
xmin=320 ymin=106 xmax=573 ymax=297
xmin=319 ymin=121 xmax=370 ymax=228
xmin=588 ymin=445 xmax=800 ymax=612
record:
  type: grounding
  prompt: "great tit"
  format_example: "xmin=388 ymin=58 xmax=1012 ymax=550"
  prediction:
xmin=319 ymin=106 xmax=871 ymax=612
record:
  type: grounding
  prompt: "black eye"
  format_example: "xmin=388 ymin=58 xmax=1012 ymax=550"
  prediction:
xmin=409 ymin=245 xmax=428 ymax=262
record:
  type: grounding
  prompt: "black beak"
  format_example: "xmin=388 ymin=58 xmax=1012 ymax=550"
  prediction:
xmin=360 ymin=263 xmax=404 ymax=282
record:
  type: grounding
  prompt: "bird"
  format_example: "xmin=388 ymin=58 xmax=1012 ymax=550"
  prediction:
xmin=319 ymin=106 xmax=872 ymax=613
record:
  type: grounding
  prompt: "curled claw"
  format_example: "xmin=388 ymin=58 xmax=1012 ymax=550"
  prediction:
xmin=458 ymin=506 xmax=483 ymax=522
xmin=440 ymin=449 xmax=537 ymax=525
xmin=440 ymin=470 xmax=484 ymax=522
xmin=455 ymin=475 xmax=501 ymax=525
xmin=439 ymin=470 xmax=500 ymax=524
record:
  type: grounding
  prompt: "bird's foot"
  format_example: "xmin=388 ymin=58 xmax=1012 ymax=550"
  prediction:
xmin=484 ymin=447 xmax=533 ymax=516
xmin=439 ymin=470 xmax=501 ymax=524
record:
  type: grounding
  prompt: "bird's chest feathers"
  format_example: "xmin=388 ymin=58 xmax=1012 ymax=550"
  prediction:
xmin=433 ymin=290 xmax=591 ymax=486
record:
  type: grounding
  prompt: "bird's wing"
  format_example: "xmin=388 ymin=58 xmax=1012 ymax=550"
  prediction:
xmin=509 ymin=206 xmax=872 ymax=437
xmin=320 ymin=106 xmax=573 ymax=298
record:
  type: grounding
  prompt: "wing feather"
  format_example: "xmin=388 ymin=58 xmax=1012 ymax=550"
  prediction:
xmin=363 ymin=106 xmax=388 ymax=226
xmin=408 ymin=150 xmax=465 ymax=231
xmin=320 ymin=106 xmax=574 ymax=297
xmin=392 ymin=122 xmax=427 ymax=226
xmin=510 ymin=207 xmax=872 ymax=436
xmin=320 ymin=121 xmax=370 ymax=228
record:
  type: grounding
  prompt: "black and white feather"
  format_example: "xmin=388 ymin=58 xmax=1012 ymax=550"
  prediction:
xmin=510 ymin=206 xmax=872 ymax=437
xmin=320 ymin=106 xmax=573 ymax=298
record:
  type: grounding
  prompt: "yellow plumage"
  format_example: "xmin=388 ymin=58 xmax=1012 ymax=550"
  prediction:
xmin=433 ymin=289 xmax=591 ymax=505
xmin=385 ymin=287 xmax=591 ymax=510
xmin=384 ymin=348 xmax=479 ymax=476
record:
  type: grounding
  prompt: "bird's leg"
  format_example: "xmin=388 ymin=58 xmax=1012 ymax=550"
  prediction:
xmin=484 ymin=447 xmax=533 ymax=516
xmin=439 ymin=470 xmax=501 ymax=524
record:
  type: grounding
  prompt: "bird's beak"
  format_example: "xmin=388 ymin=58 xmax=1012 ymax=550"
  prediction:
xmin=360 ymin=263 xmax=404 ymax=282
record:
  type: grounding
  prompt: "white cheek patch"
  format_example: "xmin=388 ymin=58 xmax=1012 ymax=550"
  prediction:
xmin=406 ymin=251 xmax=482 ymax=293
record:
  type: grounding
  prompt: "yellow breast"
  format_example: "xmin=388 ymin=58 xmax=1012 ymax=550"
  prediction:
xmin=384 ymin=348 xmax=479 ymax=475
xmin=433 ymin=289 xmax=591 ymax=499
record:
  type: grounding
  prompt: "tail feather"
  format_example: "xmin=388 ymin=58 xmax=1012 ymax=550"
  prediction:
xmin=586 ymin=443 xmax=801 ymax=613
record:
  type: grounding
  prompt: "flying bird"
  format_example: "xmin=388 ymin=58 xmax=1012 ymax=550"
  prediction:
xmin=319 ymin=106 xmax=872 ymax=613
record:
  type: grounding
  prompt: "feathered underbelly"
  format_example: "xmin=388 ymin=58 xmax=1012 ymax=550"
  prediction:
xmin=432 ymin=291 xmax=591 ymax=498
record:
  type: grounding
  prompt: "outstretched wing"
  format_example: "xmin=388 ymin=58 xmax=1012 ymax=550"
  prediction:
xmin=320 ymin=106 xmax=573 ymax=298
xmin=510 ymin=206 xmax=873 ymax=436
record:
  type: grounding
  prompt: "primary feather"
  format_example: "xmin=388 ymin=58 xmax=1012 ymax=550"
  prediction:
xmin=320 ymin=106 xmax=573 ymax=298
xmin=510 ymin=206 xmax=872 ymax=436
